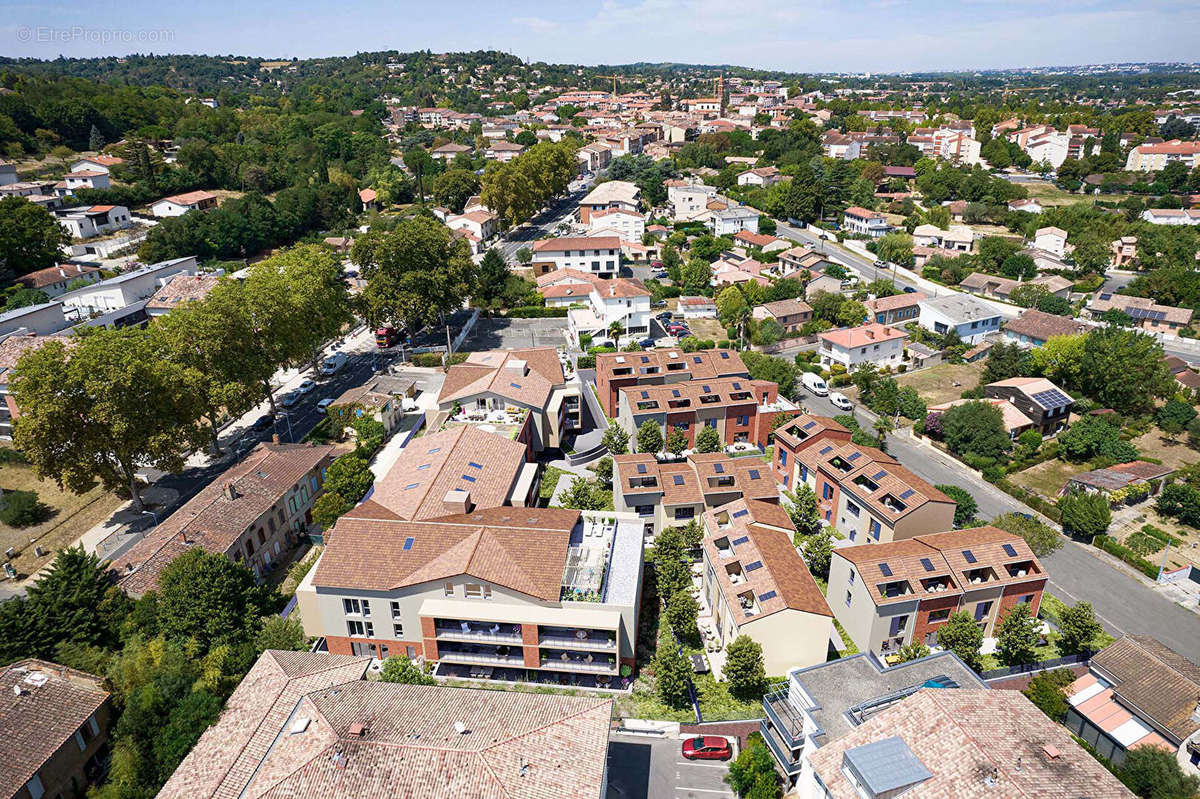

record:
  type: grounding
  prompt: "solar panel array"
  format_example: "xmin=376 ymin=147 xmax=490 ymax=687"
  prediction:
xmin=963 ymin=549 xmax=977 ymax=563
xmin=713 ymin=463 xmax=724 ymax=473
xmin=1128 ymin=307 xmax=1167 ymax=321
xmin=1002 ymin=543 xmax=1018 ymax=557
xmin=879 ymin=563 xmax=893 ymax=577
xmin=1031 ymin=388 xmax=1072 ymax=409
xmin=802 ymin=420 xmax=817 ymax=430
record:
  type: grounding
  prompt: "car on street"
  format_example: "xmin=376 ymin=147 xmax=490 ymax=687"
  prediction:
xmin=829 ymin=391 xmax=853 ymax=411
xmin=297 ymin=379 xmax=316 ymax=394
xmin=280 ymin=390 xmax=302 ymax=408
xmin=250 ymin=414 xmax=274 ymax=432
xmin=682 ymin=736 xmax=732 ymax=761
xmin=320 ymin=352 xmax=348 ymax=376
xmin=316 ymin=398 xmax=335 ymax=413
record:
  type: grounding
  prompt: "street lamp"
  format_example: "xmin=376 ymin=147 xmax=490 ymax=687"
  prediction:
xmin=140 ymin=509 xmax=159 ymax=528
xmin=275 ymin=412 xmax=294 ymax=443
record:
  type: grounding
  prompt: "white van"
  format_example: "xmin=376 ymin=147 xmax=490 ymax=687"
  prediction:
xmin=802 ymin=371 xmax=829 ymax=396
xmin=320 ymin=352 xmax=348 ymax=376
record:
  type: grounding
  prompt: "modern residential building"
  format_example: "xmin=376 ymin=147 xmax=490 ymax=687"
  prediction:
xmin=586 ymin=207 xmax=645 ymax=240
xmin=1001 ymin=308 xmax=1091 ymax=348
xmin=436 ymin=348 xmax=581 ymax=454
xmin=567 ymin=277 xmax=652 ymax=343
xmin=700 ymin=499 xmax=832 ymax=675
xmin=917 ymin=294 xmax=1004 ymax=344
xmin=776 ymin=246 xmax=833 ymax=280
xmin=144 ymin=272 xmax=220 ymax=317
xmin=752 ymin=298 xmax=813 ymax=334
xmin=792 ymin=440 xmax=957 ymax=544
xmin=531 ymin=236 xmax=622 ymax=278
xmin=111 ymin=442 xmax=337 ymax=595
xmin=59 ymin=256 xmax=198 ymax=320
xmin=760 ymin=651 xmax=985 ymax=789
xmin=1124 ymin=139 xmax=1200 ymax=171
xmin=14 ymin=263 xmax=102 ymax=297
xmin=69 ymin=155 xmax=124 ymax=174
xmin=770 ymin=415 xmax=854 ymax=488
xmin=984 ymin=377 xmax=1074 ymax=435
xmin=62 ymin=170 xmax=110 ymax=191
xmin=863 ymin=292 xmax=924 ymax=326
xmin=594 ymin=348 xmax=747 ymax=419
xmin=615 ymin=376 xmax=799 ymax=451
xmin=1086 ymin=292 xmax=1194 ymax=333
xmin=1139 ymin=208 xmax=1200 ymax=226
xmin=613 ymin=452 xmax=779 ymax=536
xmin=298 ymin=504 xmax=644 ymax=685
xmin=829 ymin=527 xmax=1047 ymax=657
xmin=841 ymin=207 xmax=888 ymax=238
xmin=1065 ymin=635 xmax=1200 ymax=773
xmin=666 ymin=179 xmax=717 ymax=221
xmin=328 ymin=374 xmax=417 ymax=437
xmin=737 ymin=166 xmax=782 ymax=187
xmin=54 ymin=204 xmax=132 ymax=239
xmin=149 ymin=190 xmax=218 ymax=217
xmin=708 ymin=207 xmax=760 ymax=237
xmin=805 ymin=689 xmax=1134 ymax=799
xmin=578 ymin=180 xmax=640 ymax=223
xmin=156 ymin=650 xmax=613 ymax=799
xmin=1 ymin=660 xmax=111 ymax=799
xmin=817 ymin=323 xmax=907 ymax=370
xmin=445 ymin=209 xmax=499 ymax=242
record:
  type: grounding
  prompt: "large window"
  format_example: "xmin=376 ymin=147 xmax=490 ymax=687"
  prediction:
xmin=390 ymin=600 xmax=402 ymax=619
xmin=465 ymin=583 xmax=492 ymax=599
xmin=346 ymin=619 xmax=365 ymax=636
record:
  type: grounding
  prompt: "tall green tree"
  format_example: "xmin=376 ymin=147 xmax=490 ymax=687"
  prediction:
xmin=1057 ymin=601 xmax=1104 ymax=655
xmin=0 ymin=196 xmax=71 ymax=280
xmin=783 ymin=484 xmax=823 ymax=536
xmin=940 ymin=401 xmax=1011 ymax=460
xmin=724 ymin=635 xmax=767 ymax=700
xmin=935 ymin=484 xmax=978 ymax=527
xmin=996 ymin=603 xmax=1039 ymax=667
xmin=936 ymin=610 xmax=984 ymax=671
xmin=695 ymin=425 xmax=723 ymax=453
xmin=637 ymin=419 xmax=664 ymax=454
xmin=11 ymin=327 xmax=205 ymax=510
xmin=379 ymin=654 xmax=436 ymax=685
xmin=1058 ymin=491 xmax=1111 ymax=538
xmin=1079 ymin=327 xmax=1173 ymax=416
xmin=1118 ymin=745 xmax=1200 ymax=799
xmin=725 ymin=734 xmax=781 ymax=799
xmin=432 ymin=168 xmax=480 ymax=213
xmin=653 ymin=637 xmax=693 ymax=709
xmin=154 ymin=549 xmax=277 ymax=652
xmin=991 ymin=512 xmax=1063 ymax=558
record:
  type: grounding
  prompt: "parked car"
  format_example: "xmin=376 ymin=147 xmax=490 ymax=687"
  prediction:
xmin=655 ymin=311 xmax=673 ymax=322
xmin=682 ymin=736 xmax=732 ymax=761
xmin=297 ymin=379 xmax=316 ymax=394
xmin=320 ymin=352 xmax=348 ymax=376
xmin=638 ymin=337 xmax=655 ymax=348
xmin=667 ymin=324 xmax=690 ymax=336
xmin=316 ymin=398 xmax=335 ymax=413
xmin=829 ymin=391 xmax=853 ymax=411
xmin=280 ymin=391 xmax=302 ymax=408
xmin=250 ymin=414 xmax=274 ymax=432
xmin=802 ymin=372 xmax=829 ymax=397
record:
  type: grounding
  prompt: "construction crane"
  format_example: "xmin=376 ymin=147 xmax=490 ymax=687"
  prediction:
xmin=597 ymin=74 xmax=622 ymax=96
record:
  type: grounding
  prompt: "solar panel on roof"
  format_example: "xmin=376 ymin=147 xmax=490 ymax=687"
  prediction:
xmin=673 ymin=475 xmax=685 ymax=485
xmin=847 ymin=452 xmax=861 ymax=461
xmin=899 ymin=488 xmax=915 ymax=500
xmin=1099 ymin=293 xmax=1112 ymax=300
xmin=461 ymin=474 xmax=476 ymax=483
xmin=640 ymin=355 xmax=649 ymax=363
xmin=749 ymin=469 xmax=761 ymax=479
xmin=879 ymin=563 xmax=893 ymax=577
xmin=758 ymin=591 xmax=777 ymax=602
xmin=732 ymin=509 xmax=749 ymax=518
xmin=802 ymin=420 xmax=816 ymax=430
xmin=403 ymin=537 xmax=415 ymax=551
xmin=509 ymin=382 xmax=522 ymax=389
xmin=1002 ymin=543 xmax=1018 ymax=557
xmin=920 ymin=557 xmax=934 ymax=572
xmin=427 ymin=447 xmax=441 ymax=454
xmin=405 ymin=483 xmax=420 ymax=490
xmin=732 ymin=535 xmax=750 ymax=546
xmin=693 ymin=356 xmax=702 ymax=363
xmin=1031 ymin=389 xmax=1072 ymax=409
xmin=745 ymin=560 xmax=763 ymax=571
xmin=636 ymin=463 xmax=647 ymax=474
xmin=963 ymin=549 xmax=977 ymax=563
xmin=714 ymin=463 xmax=724 ymax=473
xmin=468 ymin=461 xmax=483 ymax=469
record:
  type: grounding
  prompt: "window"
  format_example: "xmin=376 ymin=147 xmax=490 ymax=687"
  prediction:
xmin=870 ymin=519 xmax=881 ymax=540
xmin=928 ymin=608 xmax=951 ymax=623
xmin=346 ymin=619 xmax=365 ymax=636
xmin=975 ymin=601 xmax=992 ymax=622
xmin=848 ymin=569 xmax=856 ymax=586
xmin=25 ymin=775 xmax=44 ymax=799
xmin=636 ymin=505 xmax=654 ymax=517
xmin=779 ymin=450 xmax=787 ymax=467
xmin=288 ymin=495 xmax=298 ymax=514
xmin=378 ymin=644 xmax=389 ymax=659
xmin=465 ymin=583 xmax=492 ymax=599
xmin=845 ymin=590 xmax=852 ymax=607
xmin=444 ymin=582 xmax=455 ymax=596
xmin=847 ymin=501 xmax=859 ymax=517
xmin=736 ymin=415 xmax=749 ymax=426
xmin=393 ymin=623 xmax=404 ymax=638
xmin=889 ymin=615 xmax=908 ymax=636
xmin=364 ymin=621 xmax=375 ymax=637
xmin=800 ymin=464 xmax=808 ymax=481
xmin=705 ymin=418 xmax=717 ymax=429
xmin=674 ymin=507 xmax=695 ymax=520
xmin=822 ymin=483 xmax=833 ymax=500
xmin=257 ymin=529 xmax=266 ymax=544
xmin=342 ymin=598 xmax=362 ymax=615
xmin=1021 ymin=594 xmax=1034 ymax=605
xmin=268 ymin=517 xmax=276 ymax=534
xmin=390 ymin=601 xmax=402 ymax=619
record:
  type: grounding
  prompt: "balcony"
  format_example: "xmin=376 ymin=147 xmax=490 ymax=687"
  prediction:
xmin=763 ymin=688 xmax=806 ymax=749
xmin=437 ymin=648 xmax=525 ymax=667
xmin=1004 ymin=561 xmax=1037 ymax=579
xmin=539 ymin=627 xmax=616 ymax=651
xmin=541 ymin=650 xmax=618 ymax=674
xmin=759 ymin=720 xmax=802 ymax=778
xmin=434 ymin=621 xmax=523 ymax=645
xmin=963 ymin=567 xmax=997 ymax=586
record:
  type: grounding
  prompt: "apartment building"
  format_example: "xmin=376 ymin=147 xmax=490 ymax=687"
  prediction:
xmin=586 ymin=207 xmax=646 ymax=240
xmin=60 ymin=256 xmax=198 ymax=320
xmin=1065 ymin=635 xmax=1200 ymax=772
xmin=531 ymin=236 xmax=622 ymax=278
xmin=613 ymin=452 xmax=779 ymax=536
xmin=1086 ymin=292 xmax=1194 ymax=332
xmin=666 ymin=179 xmax=718 ymax=221
xmin=760 ymin=651 xmax=984 ymax=789
xmin=805 ymin=689 xmax=1133 ymax=799
xmin=2 ymin=660 xmax=111 ymax=799
xmin=841 ymin=207 xmax=889 ymax=238
xmin=578 ymin=180 xmax=640 ymax=223
xmin=1124 ymin=139 xmax=1200 ymax=171
xmin=828 ymin=527 xmax=1047 ymax=657
xmin=817 ymin=323 xmax=906 ymax=370
xmin=568 ymin=277 xmax=652 ymax=343
xmin=708 ymin=207 xmax=760 ymax=237
xmin=791 ymin=440 xmax=956 ymax=544
xmin=298 ymin=505 xmax=644 ymax=687
xmin=616 ymin=376 xmax=799 ymax=451
xmin=594 ymin=347 xmax=747 ymax=418
xmin=436 ymin=348 xmax=581 ymax=455
xmin=770 ymin=415 xmax=854 ymax=488
xmin=700 ymin=499 xmax=832 ymax=675
xmin=156 ymin=650 xmax=613 ymax=799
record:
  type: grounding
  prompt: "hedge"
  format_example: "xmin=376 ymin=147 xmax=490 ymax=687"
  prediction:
xmin=992 ymin=478 xmax=1063 ymax=523
xmin=576 ymin=355 xmax=596 ymax=369
xmin=1092 ymin=534 xmax=1160 ymax=580
xmin=506 ymin=306 xmax=568 ymax=318
xmin=411 ymin=352 xmax=469 ymax=368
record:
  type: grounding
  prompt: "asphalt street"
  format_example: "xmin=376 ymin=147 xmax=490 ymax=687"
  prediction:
xmin=496 ymin=176 xmax=595 ymax=264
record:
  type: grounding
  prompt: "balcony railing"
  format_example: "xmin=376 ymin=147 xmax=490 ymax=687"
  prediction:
xmin=759 ymin=720 xmax=802 ymax=777
xmin=763 ymin=689 xmax=807 ymax=747
xmin=437 ymin=650 xmax=524 ymax=667
xmin=538 ymin=634 xmax=616 ymax=651
xmin=435 ymin=627 xmax=523 ymax=644
xmin=540 ymin=654 xmax=618 ymax=674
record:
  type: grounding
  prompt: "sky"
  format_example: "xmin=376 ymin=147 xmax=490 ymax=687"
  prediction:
xmin=1 ymin=0 xmax=1197 ymax=74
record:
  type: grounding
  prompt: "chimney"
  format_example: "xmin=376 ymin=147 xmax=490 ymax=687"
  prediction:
xmin=348 ymin=722 xmax=367 ymax=738
xmin=177 ymin=531 xmax=189 ymax=545
xmin=271 ymin=434 xmax=281 ymax=444
xmin=443 ymin=489 xmax=472 ymax=515
xmin=222 ymin=482 xmax=238 ymax=501
xmin=1042 ymin=744 xmax=1061 ymax=760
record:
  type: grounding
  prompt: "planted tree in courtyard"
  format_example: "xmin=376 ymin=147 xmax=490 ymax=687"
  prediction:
xmin=724 ymin=635 xmax=767 ymax=700
xmin=996 ymin=602 xmax=1040 ymax=667
xmin=637 ymin=419 xmax=664 ymax=455
xmin=936 ymin=610 xmax=984 ymax=672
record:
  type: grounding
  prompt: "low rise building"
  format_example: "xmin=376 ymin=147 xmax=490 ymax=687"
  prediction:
xmin=567 ymin=277 xmax=651 ymax=343
xmin=578 ymin=180 xmax=640 ymax=224
xmin=1125 ymin=139 xmax=1200 ymax=172
xmin=841 ymin=207 xmax=888 ymax=238
xmin=1001 ymin=308 xmax=1092 ymax=348
xmin=700 ymin=499 xmax=832 ymax=675
xmin=586 ymin=207 xmax=645 ymax=240
xmin=677 ymin=295 xmax=718 ymax=318
xmin=1 ymin=660 xmax=111 ymax=799
xmin=60 ymin=256 xmax=198 ymax=320
xmin=532 ymin=236 xmax=622 ymax=278
xmin=777 ymin=246 xmax=832 ymax=280
xmin=984 ymin=377 xmax=1074 ymax=436
xmin=1111 ymin=235 xmax=1138 ymax=268
xmin=666 ymin=179 xmax=717 ymax=221
xmin=912 ymin=224 xmax=973 ymax=252
xmin=15 ymin=263 xmax=101 ymax=297
xmin=928 ymin=398 xmax=1035 ymax=441
xmin=1086 ymin=292 xmax=1194 ymax=333
xmin=829 ymin=527 xmax=1047 ymax=657
xmin=150 ymin=190 xmax=218 ymax=217
xmin=917 ymin=294 xmax=1004 ymax=344
xmin=770 ymin=415 xmax=854 ymax=488
xmin=1139 ymin=208 xmax=1200 ymax=226
xmin=54 ymin=204 xmax=132 ymax=240
xmin=737 ymin=166 xmax=782 ymax=187
xmin=111 ymin=442 xmax=337 ymax=595
xmin=863 ymin=292 xmax=924 ymax=326
xmin=708 ymin=206 xmax=760 ymax=237
xmin=595 ymin=347 xmax=747 ymax=419
xmin=1063 ymin=460 xmax=1174 ymax=500
xmin=752 ymin=298 xmax=813 ymax=334
xmin=328 ymin=374 xmax=417 ymax=436
xmin=156 ymin=650 xmax=613 ymax=799
xmin=817 ymin=323 xmax=906 ymax=370
xmin=0 ymin=332 xmax=71 ymax=439
xmin=62 ymin=170 xmax=110 ymax=191
xmin=144 ymin=272 xmax=220 ymax=317
xmin=445 ymin=209 xmax=499 ymax=242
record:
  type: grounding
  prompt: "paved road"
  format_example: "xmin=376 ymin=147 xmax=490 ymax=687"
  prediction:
xmin=775 ymin=220 xmax=922 ymax=294
xmin=799 ymin=389 xmax=1200 ymax=661
xmin=496 ymin=177 xmax=595 ymax=264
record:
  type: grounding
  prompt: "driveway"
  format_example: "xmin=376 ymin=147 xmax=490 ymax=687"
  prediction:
xmin=607 ymin=734 xmax=733 ymax=799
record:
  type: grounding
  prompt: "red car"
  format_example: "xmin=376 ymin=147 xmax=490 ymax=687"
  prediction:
xmin=682 ymin=736 xmax=732 ymax=761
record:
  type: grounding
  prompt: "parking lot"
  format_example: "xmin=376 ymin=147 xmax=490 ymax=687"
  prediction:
xmin=462 ymin=316 xmax=568 ymax=351
xmin=607 ymin=734 xmax=734 ymax=799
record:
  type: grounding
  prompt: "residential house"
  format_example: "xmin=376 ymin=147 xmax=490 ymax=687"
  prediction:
xmin=435 ymin=348 xmax=581 ymax=454
xmin=1125 ymin=139 xmax=1200 ymax=171
xmin=532 ymin=236 xmax=622 ymax=278
xmin=567 ymin=277 xmax=651 ymax=343
xmin=817 ymin=323 xmax=907 ymax=370
xmin=805 ymin=689 xmax=1134 ymax=799
xmin=155 ymin=650 xmax=613 ymax=799
xmin=1063 ymin=461 xmax=1174 ymax=500
xmin=666 ymin=179 xmax=717 ymax=221
xmin=144 ymin=272 xmax=220 ymax=317
xmin=484 ymin=139 xmax=525 ymax=162
xmin=911 ymin=224 xmax=973 ymax=252
xmin=917 ymin=294 xmax=1004 ymax=344
xmin=60 ymin=256 xmax=198 ymax=320
xmin=1008 ymin=198 xmax=1044 ymax=214
xmin=1167 ymin=355 xmax=1200 ymax=394
xmin=594 ymin=348 xmax=747 ymax=419
xmin=15 ymin=264 xmax=101 ymax=297
xmin=0 ymin=160 xmax=15 ymax=186
xmin=712 ymin=255 xmax=769 ymax=288
xmin=1034 ymin=226 xmax=1069 ymax=257
xmin=2 ymin=660 xmax=111 ymax=799
xmin=328 ymin=375 xmax=417 ymax=437
xmin=984 ymin=377 xmax=1074 ymax=436
xmin=445 ymin=209 xmax=499 ymax=242
xmin=829 ymin=527 xmax=1047 ymax=657
xmin=0 ymin=302 xmax=68 ymax=339
xmin=586 ymin=207 xmax=645 ymax=241
xmin=69 ymin=156 xmax=123 ymax=174
xmin=677 ymin=295 xmax=718 ymax=319
xmin=1087 ymin=293 xmax=1194 ymax=333
xmin=62 ymin=170 xmax=110 ymax=192
xmin=776 ymin=247 xmax=832 ymax=279
xmin=536 ymin=267 xmax=602 ymax=307
xmin=578 ymin=180 xmax=640 ymax=224
xmin=1111 ymin=235 xmax=1138 ymax=268
xmin=616 ymin=376 xmax=798 ymax=450
xmin=298 ymin=504 xmax=644 ymax=683
xmin=613 ymin=452 xmax=779 ymax=536
xmin=700 ymin=499 xmax=833 ymax=675
xmin=430 ymin=142 xmax=471 ymax=160
xmin=1139 ymin=208 xmax=1200 ymax=226
xmin=737 ymin=167 xmax=782 ymax=187
xmin=111 ymin=442 xmax=338 ymax=595
xmin=770 ymin=414 xmax=854 ymax=488
xmin=804 ymin=274 xmax=845 ymax=301
xmin=708 ymin=207 xmax=760 ymax=237
xmin=841 ymin=207 xmax=889 ymax=238
xmin=1001 ymin=308 xmax=1091 ymax=348
xmin=1065 ymin=635 xmax=1200 ymax=772
xmin=791 ymin=441 xmax=957 ymax=543
xmin=577 ymin=141 xmax=613 ymax=173
xmin=733 ymin=231 xmax=789 ymax=253
xmin=958 ymin=271 xmax=1071 ymax=302
xmin=927 ymin=398 xmax=1036 ymax=440
xmin=821 ymin=131 xmax=861 ymax=160
xmin=864 ymin=292 xmax=924 ymax=326
xmin=753 ymin=299 xmax=814 ymax=334
xmin=54 ymin=205 xmax=132 ymax=240
xmin=760 ymin=651 xmax=985 ymax=789
xmin=149 ymin=190 xmax=218 ymax=217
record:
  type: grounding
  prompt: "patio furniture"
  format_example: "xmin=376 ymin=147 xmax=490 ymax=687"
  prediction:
xmin=460 ymin=621 xmax=471 ymax=633
xmin=489 ymin=623 xmax=501 ymax=634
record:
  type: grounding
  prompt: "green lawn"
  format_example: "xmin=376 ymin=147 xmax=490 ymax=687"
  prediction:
xmin=540 ymin=465 xmax=568 ymax=501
